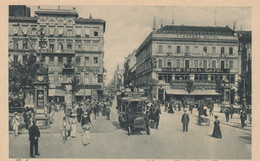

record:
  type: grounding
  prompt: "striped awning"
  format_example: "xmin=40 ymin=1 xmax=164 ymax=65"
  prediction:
xmin=166 ymin=88 xmax=219 ymax=95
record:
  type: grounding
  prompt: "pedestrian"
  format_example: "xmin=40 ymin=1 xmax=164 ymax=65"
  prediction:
xmin=70 ymin=114 xmax=77 ymax=138
xmin=178 ymin=102 xmax=181 ymax=111
xmin=212 ymin=115 xmax=222 ymax=138
xmin=229 ymin=105 xmax=234 ymax=119
xmin=81 ymin=111 xmax=93 ymax=146
xmin=61 ymin=116 xmax=68 ymax=142
xmin=29 ymin=120 xmax=40 ymax=157
xmin=181 ymin=110 xmax=189 ymax=132
xmin=154 ymin=106 xmax=161 ymax=129
xmin=106 ymin=107 xmax=111 ymax=120
xmin=240 ymin=110 xmax=247 ymax=128
xmin=189 ymin=102 xmax=194 ymax=114
xmin=23 ymin=109 xmax=31 ymax=130
xmin=12 ymin=112 xmax=20 ymax=136
xmin=225 ymin=108 xmax=230 ymax=122
xmin=209 ymin=103 xmax=214 ymax=116
xmin=77 ymin=105 xmax=83 ymax=123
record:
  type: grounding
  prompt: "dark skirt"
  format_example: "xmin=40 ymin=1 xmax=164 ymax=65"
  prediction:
xmin=212 ymin=125 xmax=222 ymax=138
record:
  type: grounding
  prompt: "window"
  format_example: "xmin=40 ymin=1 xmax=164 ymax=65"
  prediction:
xmin=13 ymin=40 xmax=19 ymax=49
xmin=49 ymin=28 xmax=54 ymax=36
xmin=67 ymin=57 xmax=72 ymax=64
xmin=49 ymin=74 xmax=54 ymax=83
xmin=13 ymin=26 xmax=19 ymax=35
xmin=58 ymin=42 xmax=63 ymax=51
xmin=58 ymin=56 xmax=63 ymax=65
xmin=94 ymin=31 xmax=98 ymax=36
xmin=76 ymin=41 xmax=81 ymax=51
xmin=67 ymin=42 xmax=72 ymax=51
xmin=58 ymin=29 xmax=64 ymax=36
xmin=67 ymin=29 xmax=73 ymax=36
xmin=85 ymin=28 xmax=90 ymax=37
xmin=50 ymin=56 xmax=54 ymax=63
xmin=158 ymin=59 xmax=163 ymax=67
xmin=194 ymin=74 xmax=208 ymax=81
xmin=227 ymin=75 xmax=235 ymax=84
xmin=49 ymin=44 xmax=54 ymax=52
xmin=221 ymin=47 xmax=225 ymax=55
xmin=168 ymin=46 xmax=172 ymax=53
xmin=23 ymin=40 xmax=28 ymax=49
xmin=212 ymin=60 xmax=216 ymax=68
xmin=185 ymin=46 xmax=190 ymax=54
xmin=158 ymin=45 xmax=163 ymax=53
xmin=203 ymin=47 xmax=207 ymax=54
xmin=31 ymin=28 xmax=36 ymax=35
xmin=229 ymin=47 xmax=233 ymax=55
xmin=58 ymin=75 xmax=63 ymax=83
xmin=76 ymin=57 xmax=81 ymax=65
xmin=177 ymin=46 xmax=181 ymax=53
xmin=94 ymin=57 xmax=98 ymax=64
xmin=85 ymin=41 xmax=90 ymax=50
xmin=194 ymin=60 xmax=199 ymax=68
xmin=84 ymin=74 xmax=89 ymax=83
xmin=176 ymin=59 xmax=181 ymax=68
xmin=98 ymin=74 xmax=103 ymax=82
xmin=76 ymin=28 xmax=81 ymax=37
xmin=203 ymin=60 xmax=207 ymax=68
xmin=229 ymin=60 xmax=233 ymax=69
xmin=167 ymin=59 xmax=172 ymax=67
xmin=221 ymin=61 xmax=225 ymax=69
xmin=13 ymin=55 xmax=18 ymax=62
xmin=194 ymin=46 xmax=199 ymax=53
xmin=212 ymin=47 xmax=216 ymax=54
xmin=175 ymin=74 xmax=189 ymax=80
xmin=85 ymin=57 xmax=89 ymax=63
xmin=185 ymin=60 xmax=189 ymax=68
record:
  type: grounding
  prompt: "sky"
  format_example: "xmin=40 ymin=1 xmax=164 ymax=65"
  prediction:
xmin=29 ymin=6 xmax=251 ymax=85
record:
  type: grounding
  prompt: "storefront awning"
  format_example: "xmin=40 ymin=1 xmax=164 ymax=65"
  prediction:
xmin=166 ymin=88 xmax=219 ymax=96
xmin=49 ymin=89 xmax=65 ymax=96
xmin=165 ymin=89 xmax=188 ymax=95
xmin=75 ymin=89 xmax=91 ymax=96
xmin=190 ymin=90 xmax=219 ymax=96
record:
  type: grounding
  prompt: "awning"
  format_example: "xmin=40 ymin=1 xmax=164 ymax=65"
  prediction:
xmin=190 ymin=90 xmax=219 ymax=96
xmin=49 ymin=89 xmax=65 ymax=96
xmin=165 ymin=88 xmax=188 ymax=95
xmin=166 ymin=88 xmax=219 ymax=96
xmin=75 ymin=89 xmax=91 ymax=96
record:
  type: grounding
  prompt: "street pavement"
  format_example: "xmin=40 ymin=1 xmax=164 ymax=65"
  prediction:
xmin=9 ymin=100 xmax=251 ymax=159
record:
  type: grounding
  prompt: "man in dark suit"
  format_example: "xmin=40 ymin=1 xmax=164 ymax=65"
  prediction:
xmin=181 ymin=110 xmax=190 ymax=132
xmin=29 ymin=120 xmax=40 ymax=158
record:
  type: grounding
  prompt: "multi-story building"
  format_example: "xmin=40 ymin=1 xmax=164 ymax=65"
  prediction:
xmin=135 ymin=24 xmax=239 ymax=103
xmin=124 ymin=49 xmax=137 ymax=87
xmin=113 ymin=64 xmax=124 ymax=91
xmin=9 ymin=6 xmax=106 ymax=104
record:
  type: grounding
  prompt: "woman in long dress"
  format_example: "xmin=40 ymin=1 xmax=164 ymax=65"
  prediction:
xmin=12 ymin=112 xmax=20 ymax=136
xmin=70 ymin=114 xmax=77 ymax=138
xmin=81 ymin=111 xmax=93 ymax=146
xmin=212 ymin=115 xmax=222 ymax=138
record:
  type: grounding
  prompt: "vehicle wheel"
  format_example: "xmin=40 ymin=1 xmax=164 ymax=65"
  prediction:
xmin=206 ymin=119 xmax=210 ymax=126
xmin=127 ymin=126 xmax=131 ymax=136
xmin=146 ymin=126 xmax=150 ymax=135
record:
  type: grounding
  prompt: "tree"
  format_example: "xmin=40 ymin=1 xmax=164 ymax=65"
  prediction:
xmin=185 ymin=80 xmax=194 ymax=99
xmin=215 ymin=79 xmax=224 ymax=106
xmin=71 ymin=74 xmax=82 ymax=103
xmin=9 ymin=54 xmax=44 ymax=107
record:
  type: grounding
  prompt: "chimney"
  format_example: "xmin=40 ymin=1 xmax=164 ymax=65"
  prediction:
xmin=58 ymin=5 xmax=60 ymax=10
xmin=73 ymin=7 xmax=76 ymax=11
xmin=89 ymin=13 xmax=92 ymax=19
xmin=161 ymin=19 xmax=163 ymax=28
xmin=38 ymin=6 xmax=40 ymax=10
xmin=233 ymin=20 xmax=236 ymax=31
xmin=153 ymin=16 xmax=156 ymax=30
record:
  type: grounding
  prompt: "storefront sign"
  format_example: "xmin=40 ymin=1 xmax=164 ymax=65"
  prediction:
xmin=85 ymin=66 xmax=100 ymax=72
xmin=176 ymin=34 xmax=218 ymax=40
xmin=37 ymin=90 xmax=44 ymax=107
xmin=162 ymin=68 xmax=230 ymax=73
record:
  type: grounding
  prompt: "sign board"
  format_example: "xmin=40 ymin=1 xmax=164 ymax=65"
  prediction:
xmin=37 ymin=90 xmax=44 ymax=107
xmin=162 ymin=68 xmax=230 ymax=73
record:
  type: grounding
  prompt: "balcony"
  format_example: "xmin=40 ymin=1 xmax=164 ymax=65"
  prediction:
xmin=62 ymin=63 xmax=75 ymax=75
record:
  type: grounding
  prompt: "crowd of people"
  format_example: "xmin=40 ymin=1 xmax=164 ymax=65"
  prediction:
xmin=60 ymin=99 xmax=112 ymax=146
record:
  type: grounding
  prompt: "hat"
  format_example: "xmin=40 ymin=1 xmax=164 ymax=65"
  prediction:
xmin=84 ymin=112 xmax=88 ymax=115
xmin=214 ymin=115 xmax=218 ymax=119
xmin=71 ymin=113 xmax=77 ymax=117
xmin=14 ymin=112 xmax=17 ymax=115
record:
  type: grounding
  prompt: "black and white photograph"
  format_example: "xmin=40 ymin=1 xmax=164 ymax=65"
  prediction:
xmin=6 ymin=3 xmax=255 ymax=160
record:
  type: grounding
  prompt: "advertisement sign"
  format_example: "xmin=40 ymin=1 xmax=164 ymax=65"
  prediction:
xmin=37 ymin=90 xmax=44 ymax=107
xmin=162 ymin=68 xmax=230 ymax=73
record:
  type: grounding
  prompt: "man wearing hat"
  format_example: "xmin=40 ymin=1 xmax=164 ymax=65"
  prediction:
xmin=181 ymin=110 xmax=190 ymax=132
xmin=29 ymin=120 xmax=40 ymax=157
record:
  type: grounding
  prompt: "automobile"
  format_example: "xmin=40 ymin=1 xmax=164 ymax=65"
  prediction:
xmin=117 ymin=89 xmax=150 ymax=136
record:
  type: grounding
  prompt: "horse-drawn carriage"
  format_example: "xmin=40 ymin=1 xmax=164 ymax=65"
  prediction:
xmin=117 ymin=89 xmax=150 ymax=136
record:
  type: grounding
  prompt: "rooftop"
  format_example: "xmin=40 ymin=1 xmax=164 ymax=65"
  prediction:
xmin=35 ymin=8 xmax=79 ymax=17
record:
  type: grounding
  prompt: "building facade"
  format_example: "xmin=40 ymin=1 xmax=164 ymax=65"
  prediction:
xmin=124 ymin=49 xmax=137 ymax=87
xmin=9 ymin=6 xmax=106 ymax=104
xmin=135 ymin=25 xmax=239 ymax=103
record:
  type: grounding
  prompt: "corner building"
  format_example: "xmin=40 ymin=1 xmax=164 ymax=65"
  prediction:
xmin=9 ymin=7 xmax=106 ymax=103
xmin=135 ymin=25 xmax=239 ymax=103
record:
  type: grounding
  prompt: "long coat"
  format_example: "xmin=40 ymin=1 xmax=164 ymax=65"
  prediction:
xmin=181 ymin=113 xmax=190 ymax=124
xmin=29 ymin=125 xmax=40 ymax=142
